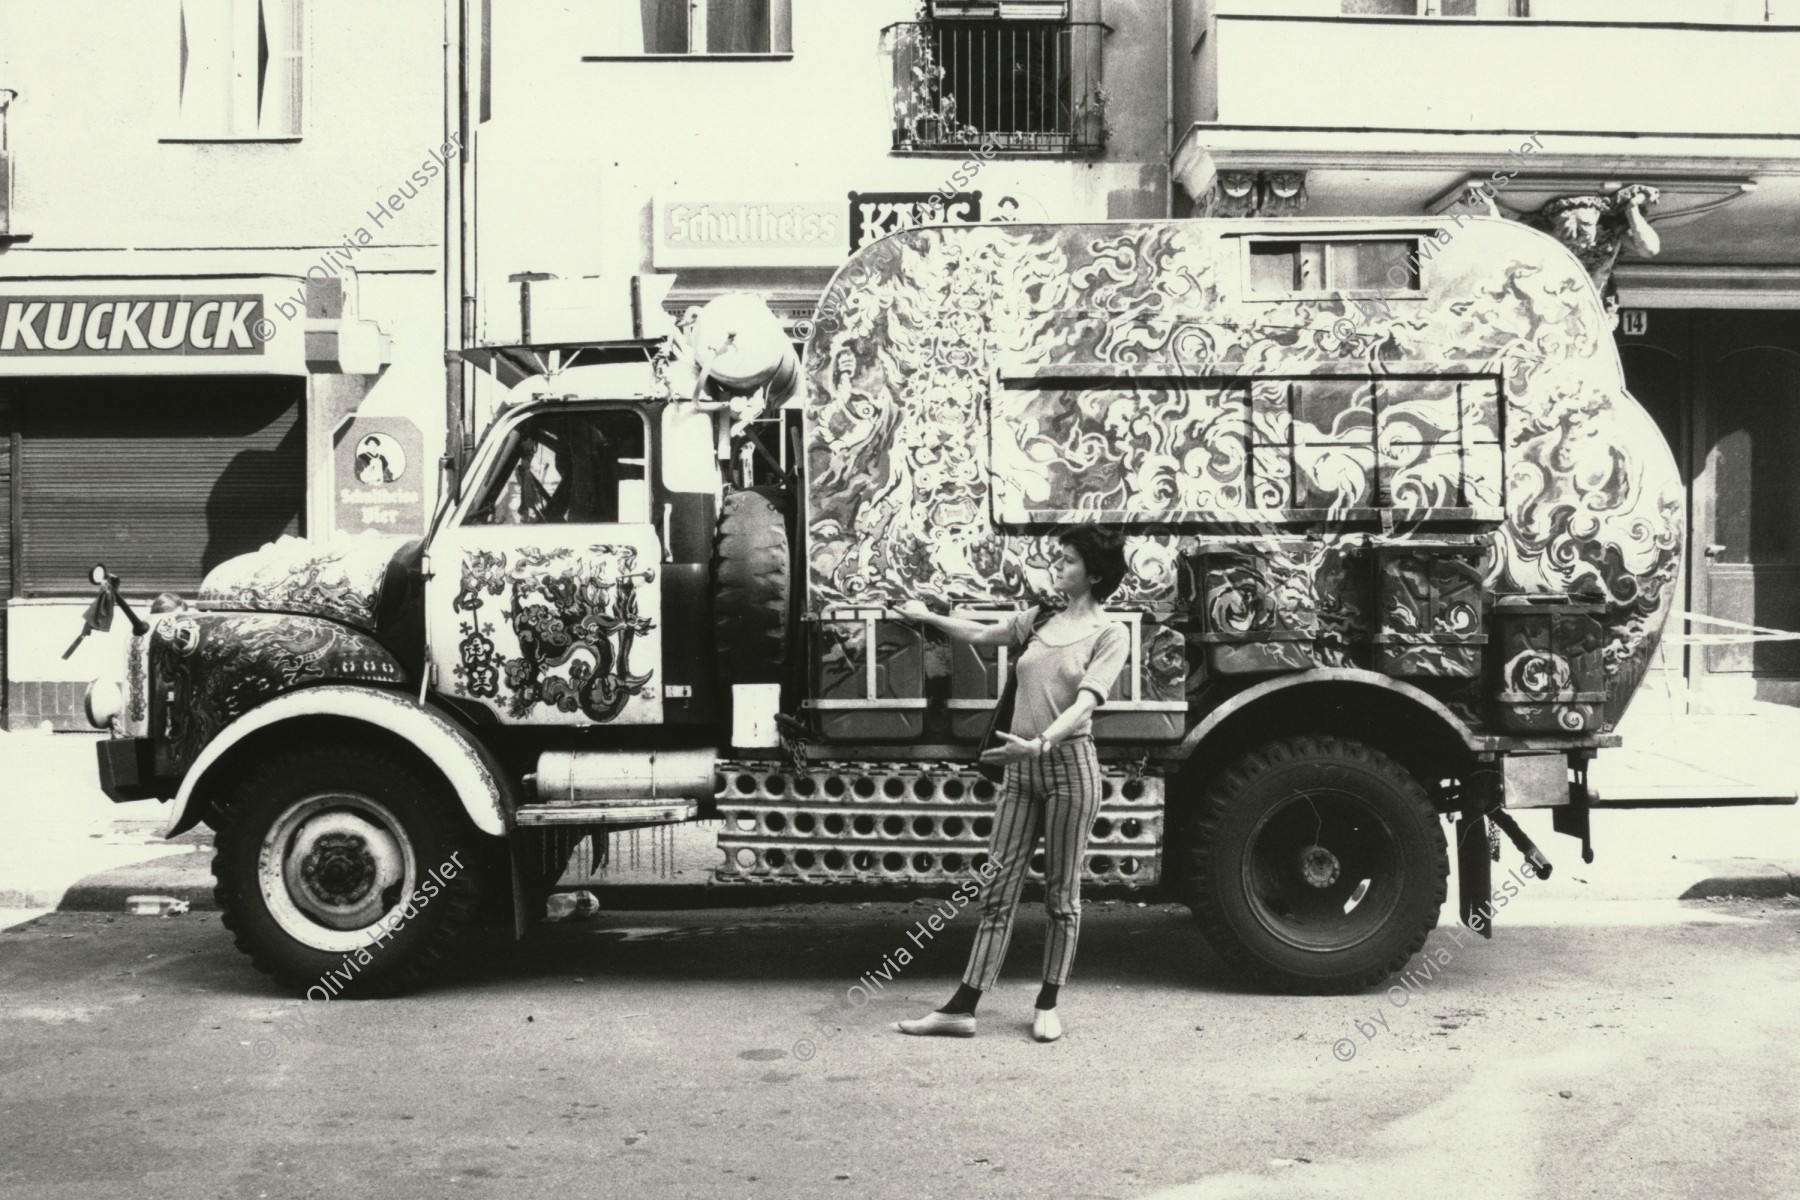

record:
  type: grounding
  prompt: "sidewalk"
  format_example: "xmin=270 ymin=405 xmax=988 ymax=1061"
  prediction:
xmin=2 ymin=704 xmax=1795 ymax=926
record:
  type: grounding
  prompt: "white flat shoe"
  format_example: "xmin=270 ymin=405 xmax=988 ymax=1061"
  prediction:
xmin=895 ymin=1010 xmax=976 ymax=1037
xmin=1032 ymin=1007 xmax=1062 ymax=1042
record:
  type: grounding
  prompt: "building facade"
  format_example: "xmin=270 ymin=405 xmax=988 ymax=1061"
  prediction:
xmin=465 ymin=0 xmax=1173 ymax=423
xmin=1172 ymin=0 xmax=1800 ymax=708
xmin=0 ymin=0 xmax=455 ymax=727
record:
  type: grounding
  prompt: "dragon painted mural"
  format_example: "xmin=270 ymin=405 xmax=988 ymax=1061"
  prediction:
xmin=450 ymin=545 xmax=656 ymax=723
xmin=801 ymin=219 xmax=1683 ymax=732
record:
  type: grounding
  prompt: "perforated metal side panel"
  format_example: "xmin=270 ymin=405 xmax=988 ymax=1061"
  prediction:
xmin=713 ymin=761 xmax=1163 ymax=888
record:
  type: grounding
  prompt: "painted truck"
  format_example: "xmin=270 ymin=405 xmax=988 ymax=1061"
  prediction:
xmin=86 ymin=216 xmax=1697 ymax=997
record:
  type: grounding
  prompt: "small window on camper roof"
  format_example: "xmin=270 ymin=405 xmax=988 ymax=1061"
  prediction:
xmin=1247 ymin=240 xmax=1420 ymax=294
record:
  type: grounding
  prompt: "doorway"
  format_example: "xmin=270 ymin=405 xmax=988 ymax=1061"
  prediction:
xmin=1619 ymin=309 xmax=1800 ymax=707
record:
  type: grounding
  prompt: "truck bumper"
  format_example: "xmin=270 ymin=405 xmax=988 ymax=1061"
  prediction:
xmin=96 ymin=738 xmax=162 ymax=803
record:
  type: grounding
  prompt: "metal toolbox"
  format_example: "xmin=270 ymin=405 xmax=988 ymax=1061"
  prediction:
xmin=1371 ymin=541 xmax=1488 ymax=679
xmin=1493 ymin=593 xmax=1608 ymax=733
xmin=1179 ymin=544 xmax=1317 ymax=675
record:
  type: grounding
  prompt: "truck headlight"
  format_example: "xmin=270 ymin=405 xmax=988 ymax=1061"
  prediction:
xmin=85 ymin=679 xmax=123 ymax=729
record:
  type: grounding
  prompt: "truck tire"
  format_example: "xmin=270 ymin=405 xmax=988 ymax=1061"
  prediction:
xmin=1171 ymin=735 xmax=1448 ymax=994
xmin=210 ymin=743 xmax=482 ymax=997
xmin=712 ymin=485 xmax=792 ymax=687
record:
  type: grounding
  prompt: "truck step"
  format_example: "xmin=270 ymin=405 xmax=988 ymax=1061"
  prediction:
xmin=514 ymin=801 xmax=698 ymax=827
xmin=712 ymin=761 xmax=1164 ymax=888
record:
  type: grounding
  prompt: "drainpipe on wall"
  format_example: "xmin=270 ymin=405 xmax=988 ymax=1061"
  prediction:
xmin=1165 ymin=0 xmax=1175 ymax=217
xmin=0 ymin=89 xmax=19 ymax=240
xmin=459 ymin=0 xmax=480 ymax=467
xmin=443 ymin=0 xmax=478 ymax=478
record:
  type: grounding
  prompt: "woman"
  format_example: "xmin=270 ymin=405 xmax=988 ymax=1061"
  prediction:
xmin=895 ymin=527 xmax=1130 ymax=1043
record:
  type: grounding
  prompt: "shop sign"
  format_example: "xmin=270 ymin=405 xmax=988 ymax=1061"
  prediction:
xmin=653 ymin=199 xmax=844 ymax=268
xmin=334 ymin=415 xmax=427 ymax=536
xmin=848 ymin=192 xmax=983 ymax=250
xmin=0 ymin=282 xmax=309 ymax=375
xmin=0 ymin=295 xmax=268 ymax=358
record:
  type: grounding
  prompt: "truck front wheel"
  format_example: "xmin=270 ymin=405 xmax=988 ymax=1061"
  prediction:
xmin=1173 ymin=735 xmax=1448 ymax=994
xmin=211 ymin=744 xmax=483 ymax=997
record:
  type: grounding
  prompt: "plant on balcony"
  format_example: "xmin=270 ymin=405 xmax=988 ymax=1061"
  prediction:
xmin=890 ymin=19 xmax=983 ymax=149
xmin=1069 ymin=83 xmax=1111 ymax=150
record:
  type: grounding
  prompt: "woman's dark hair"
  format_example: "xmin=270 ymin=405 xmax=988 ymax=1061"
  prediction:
xmin=1058 ymin=527 xmax=1128 ymax=601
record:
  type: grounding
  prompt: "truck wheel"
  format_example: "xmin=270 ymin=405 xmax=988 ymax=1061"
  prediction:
xmin=712 ymin=485 xmax=792 ymax=686
xmin=210 ymin=743 xmax=482 ymax=997
xmin=1173 ymin=735 xmax=1448 ymax=994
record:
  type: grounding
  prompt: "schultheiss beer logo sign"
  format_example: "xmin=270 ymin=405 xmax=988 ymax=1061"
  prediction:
xmin=653 ymin=199 xmax=843 ymax=268
xmin=0 ymin=295 xmax=267 ymax=356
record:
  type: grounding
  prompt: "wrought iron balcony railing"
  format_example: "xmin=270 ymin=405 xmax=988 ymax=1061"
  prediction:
xmin=884 ymin=20 xmax=1109 ymax=154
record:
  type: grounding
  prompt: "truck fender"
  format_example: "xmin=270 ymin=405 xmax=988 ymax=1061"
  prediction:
xmin=165 ymin=685 xmax=513 ymax=839
xmin=1178 ymin=668 xmax=1482 ymax=755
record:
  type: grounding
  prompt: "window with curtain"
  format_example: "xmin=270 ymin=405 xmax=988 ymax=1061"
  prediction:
xmin=176 ymin=0 xmax=304 ymax=138
xmin=1340 ymin=0 xmax=1527 ymax=14
xmin=633 ymin=0 xmax=790 ymax=54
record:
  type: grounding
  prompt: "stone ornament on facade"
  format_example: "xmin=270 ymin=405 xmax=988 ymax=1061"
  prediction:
xmin=1522 ymin=185 xmax=1661 ymax=325
xmin=1197 ymin=170 xmax=1308 ymax=219
xmin=1198 ymin=170 xmax=1259 ymax=218
xmin=1262 ymin=171 xmax=1308 ymax=217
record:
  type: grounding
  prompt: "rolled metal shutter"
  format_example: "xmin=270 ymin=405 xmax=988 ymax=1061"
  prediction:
xmin=18 ymin=378 xmax=305 ymax=596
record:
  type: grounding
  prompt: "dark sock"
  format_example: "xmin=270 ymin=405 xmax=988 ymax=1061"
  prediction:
xmin=937 ymin=983 xmax=982 ymax=1016
xmin=1035 ymin=982 xmax=1060 ymax=1010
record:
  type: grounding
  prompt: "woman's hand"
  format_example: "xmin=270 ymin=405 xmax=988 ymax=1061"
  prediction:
xmin=898 ymin=599 xmax=933 ymax=621
xmin=978 ymin=732 xmax=1041 ymax=765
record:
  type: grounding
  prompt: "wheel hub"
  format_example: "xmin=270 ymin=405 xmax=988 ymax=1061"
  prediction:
xmin=274 ymin=806 xmax=407 ymax=935
xmin=1298 ymin=844 xmax=1340 ymax=889
xmin=1242 ymin=787 xmax=1405 ymax=953
xmin=299 ymin=832 xmax=379 ymax=906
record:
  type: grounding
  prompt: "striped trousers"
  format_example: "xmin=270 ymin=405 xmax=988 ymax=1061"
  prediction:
xmin=961 ymin=736 xmax=1105 ymax=991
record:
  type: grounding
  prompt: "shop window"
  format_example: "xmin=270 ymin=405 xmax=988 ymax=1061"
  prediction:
xmin=1247 ymin=240 xmax=1421 ymax=295
xmin=629 ymin=0 xmax=792 ymax=54
xmin=466 ymin=410 xmax=648 ymax=527
xmin=174 ymin=0 xmax=304 ymax=140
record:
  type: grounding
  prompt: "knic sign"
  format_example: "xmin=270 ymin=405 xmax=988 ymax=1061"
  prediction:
xmin=0 ymin=295 xmax=268 ymax=357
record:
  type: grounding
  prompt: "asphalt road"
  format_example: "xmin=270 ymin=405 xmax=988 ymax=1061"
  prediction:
xmin=2 ymin=897 xmax=1797 ymax=1200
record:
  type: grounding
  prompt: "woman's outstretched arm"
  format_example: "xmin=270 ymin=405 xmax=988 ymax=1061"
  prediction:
xmin=898 ymin=599 xmax=1023 ymax=646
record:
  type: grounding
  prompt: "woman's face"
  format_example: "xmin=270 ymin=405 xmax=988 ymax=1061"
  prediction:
xmin=1053 ymin=541 xmax=1097 ymax=600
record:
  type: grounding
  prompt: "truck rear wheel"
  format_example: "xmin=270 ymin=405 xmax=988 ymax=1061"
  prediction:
xmin=211 ymin=743 xmax=482 ymax=997
xmin=1172 ymin=735 xmax=1447 ymax=994
xmin=712 ymin=485 xmax=792 ymax=687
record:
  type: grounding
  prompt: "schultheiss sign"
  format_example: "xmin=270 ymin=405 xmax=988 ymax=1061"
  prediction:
xmin=653 ymin=199 xmax=843 ymax=268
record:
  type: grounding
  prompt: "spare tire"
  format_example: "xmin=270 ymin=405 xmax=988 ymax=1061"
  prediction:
xmin=712 ymin=486 xmax=793 ymax=688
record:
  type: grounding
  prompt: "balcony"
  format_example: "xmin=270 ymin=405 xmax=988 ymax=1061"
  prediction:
xmin=1193 ymin=2 xmax=1800 ymax=135
xmin=1171 ymin=0 xmax=1800 ymax=281
xmin=884 ymin=20 xmax=1109 ymax=154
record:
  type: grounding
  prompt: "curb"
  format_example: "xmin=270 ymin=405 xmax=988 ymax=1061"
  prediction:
xmin=1678 ymin=862 xmax=1800 ymax=901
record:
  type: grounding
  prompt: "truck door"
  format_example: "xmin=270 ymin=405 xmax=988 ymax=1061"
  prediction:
xmin=428 ymin=405 xmax=664 ymax=726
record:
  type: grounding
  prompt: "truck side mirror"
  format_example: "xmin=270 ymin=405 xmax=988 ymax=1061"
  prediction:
xmin=661 ymin=402 xmax=723 ymax=494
